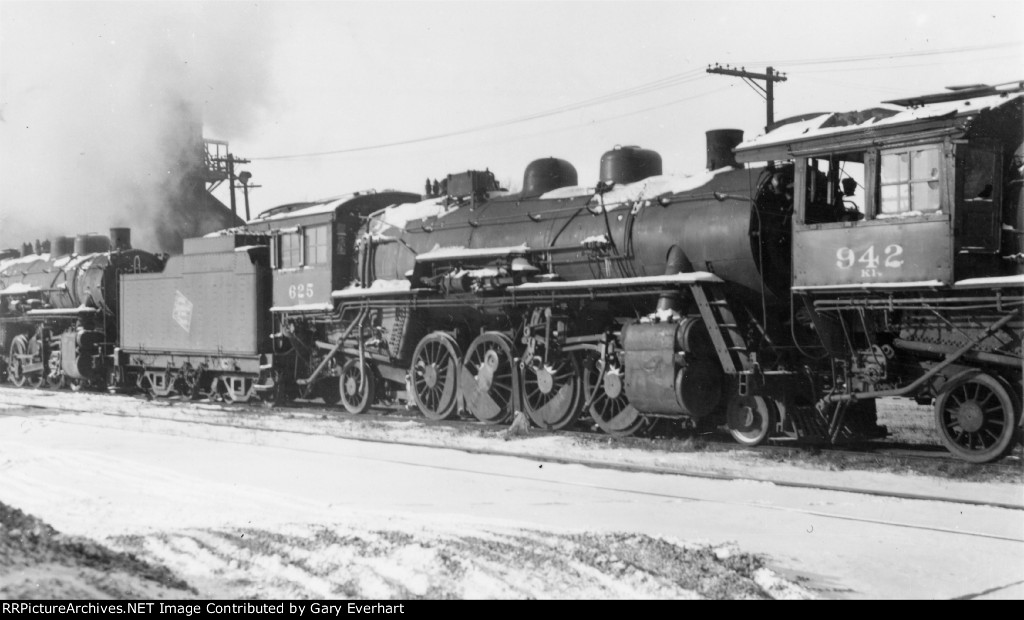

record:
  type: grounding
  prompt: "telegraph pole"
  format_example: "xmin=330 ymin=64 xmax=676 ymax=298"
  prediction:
xmin=706 ymin=64 xmax=787 ymax=129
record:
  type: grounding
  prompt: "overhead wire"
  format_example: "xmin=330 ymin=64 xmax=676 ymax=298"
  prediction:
xmin=251 ymin=40 xmax=1023 ymax=161
xmin=252 ymin=69 xmax=708 ymax=161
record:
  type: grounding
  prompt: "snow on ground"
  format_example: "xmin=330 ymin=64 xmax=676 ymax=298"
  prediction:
xmin=1 ymin=387 xmax=1020 ymax=599
xmin=0 ymin=389 xmax=824 ymax=599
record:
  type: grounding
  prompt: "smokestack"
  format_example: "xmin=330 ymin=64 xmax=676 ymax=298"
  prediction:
xmin=74 ymin=234 xmax=111 ymax=256
xmin=51 ymin=236 xmax=75 ymax=258
xmin=110 ymin=228 xmax=132 ymax=251
xmin=706 ymin=129 xmax=744 ymax=170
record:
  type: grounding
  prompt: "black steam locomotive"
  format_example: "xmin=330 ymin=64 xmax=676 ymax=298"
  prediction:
xmin=2 ymin=82 xmax=1021 ymax=463
xmin=0 ymin=230 xmax=164 ymax=389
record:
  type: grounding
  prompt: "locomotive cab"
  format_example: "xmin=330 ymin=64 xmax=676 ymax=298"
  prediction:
xmin=245 ymin=191 xmax=421 ymax=310
xmin=736 ymin=84 xmax=1024 ymax=463
xmin=736 ymin=88 xmax=1024 ymax=290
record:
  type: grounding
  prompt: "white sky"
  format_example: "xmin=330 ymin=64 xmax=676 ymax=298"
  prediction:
xmin=1 ymin=0 xmax=1022 ymax=246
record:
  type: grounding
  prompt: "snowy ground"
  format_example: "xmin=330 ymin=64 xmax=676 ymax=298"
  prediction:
xmin=1 ymin=388 xmax=1021 ymax=599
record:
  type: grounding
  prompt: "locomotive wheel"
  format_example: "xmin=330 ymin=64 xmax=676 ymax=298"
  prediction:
xmin=459 ymin=332 xmax=515 ymax=424
xmin=522 ymin=353 xmax=582 ymax=430
xmin=46 ymin=350 xmax=66 ymax=389
xmin=8 ymin=335 xmax=43 ymax=388
xmin=409 ymin=332 xmax=461 ymax=421
xmin=26 ymin=337 xmax=45 ymax=389
xmin=318 ymin=378 xmax=342 ymax=406
xmin=257 ymin=369 xmax=291 ymax=407
xmin=8 ymin=335 xmax=30 ymax=387
xmin=582 ymin=356 xmax=649 ymax=437
xmin=339 ymin=359 xmax=376 ymax=414
xmin=726 ymin=395 xmax=777 ymax=447
xmin=934 ymin=373 xmax=1017 ymax=463
xmin=174 ymin=363 xmax=202 ymax=399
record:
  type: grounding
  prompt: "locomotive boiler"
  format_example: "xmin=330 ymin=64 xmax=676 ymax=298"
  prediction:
xmin=258 ymin=130 xmax=811 ymax=440
xmin=0 ymin=229 xmax=164 ymax=388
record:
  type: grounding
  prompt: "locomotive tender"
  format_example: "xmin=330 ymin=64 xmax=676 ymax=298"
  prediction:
xmin=2 ymin=82 xmax=1021 ymax=463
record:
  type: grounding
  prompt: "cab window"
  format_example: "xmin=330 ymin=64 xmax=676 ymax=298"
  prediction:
xmin=798 ymin=153 xmax=865 ymax=225
xmin=303 ymin=225 xmax=330 ymax=265
xmin=279 ymin=232 xmax=302 ymax=268
xmin=879 ymin=146 xmax=941 ymax=216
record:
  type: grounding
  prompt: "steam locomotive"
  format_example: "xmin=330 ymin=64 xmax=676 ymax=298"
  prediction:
xmin=2 ymin=82 xmax=1021 ymax=463
xmin=0 ymin=231 xmax=164 ymax=389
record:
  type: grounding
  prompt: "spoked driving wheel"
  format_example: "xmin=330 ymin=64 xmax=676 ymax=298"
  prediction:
xmin=25 ymin=336 xmax=45 ymax=389
xmin=7 ymin=335 xmax=30 ymax=387
xmin=726 ymin=395 xmax=777 ymax=446
xmin=459 ymin=332 xmax=516 ymax=423
xmin=521 ymin=352 xmax=582 ymax=430
xmin=582 ymin=353 xmax=649 ymax=437
xmin=935 ymin=373 xmax=1017 ymax=463
xmin=339 ymin=359 xmax=376 ymax=414
xmin=8 ymin=335 xmax=44 ymax=388
xmin=409 ymin=332 xmax=462 ymax=420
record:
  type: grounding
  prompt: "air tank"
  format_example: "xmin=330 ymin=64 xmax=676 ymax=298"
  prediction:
xmin=600 ymin=146 xmax=662 ymax=185
xmin=521 ymin=158 xmax=578 ymax=197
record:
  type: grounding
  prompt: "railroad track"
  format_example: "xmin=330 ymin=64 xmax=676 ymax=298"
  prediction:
xmin=1 ymin=385 xmax=1020 ymax=512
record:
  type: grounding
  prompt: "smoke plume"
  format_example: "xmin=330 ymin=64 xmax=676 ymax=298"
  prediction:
xmin=0 ymin=3 xmax=274 ymax=253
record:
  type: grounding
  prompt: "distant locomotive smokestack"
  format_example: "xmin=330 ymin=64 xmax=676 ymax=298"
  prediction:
xmin=51 ymin=236 xmax=75 ymax=258
xmin=74 ymin=234 xmax=111 ymax=256
xmin=110 ymin=228 xmax=132 ymax=251
xmin=706 ymin=129 xmax=744 ymax=170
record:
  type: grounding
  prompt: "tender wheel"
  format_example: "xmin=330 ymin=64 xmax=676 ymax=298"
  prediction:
xmin=410 ymin=332 xmax=461 ymax=421
xmin=459 ymin=332 xmax=515 ymax=423
xmin=726 ymin=395 xmax=776 ymax=446
xmin=934 ymin=373 xmax=1017 ymax=463
xmin=174 ymin=363 xmax=202 ymax=399
xmin=582 ymin=354 xmax=649 ymax=437
xmin=339 ymin=359 xmax=376 ymax=414
xmin=522 ymin=352 xmax=582 ymax=430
